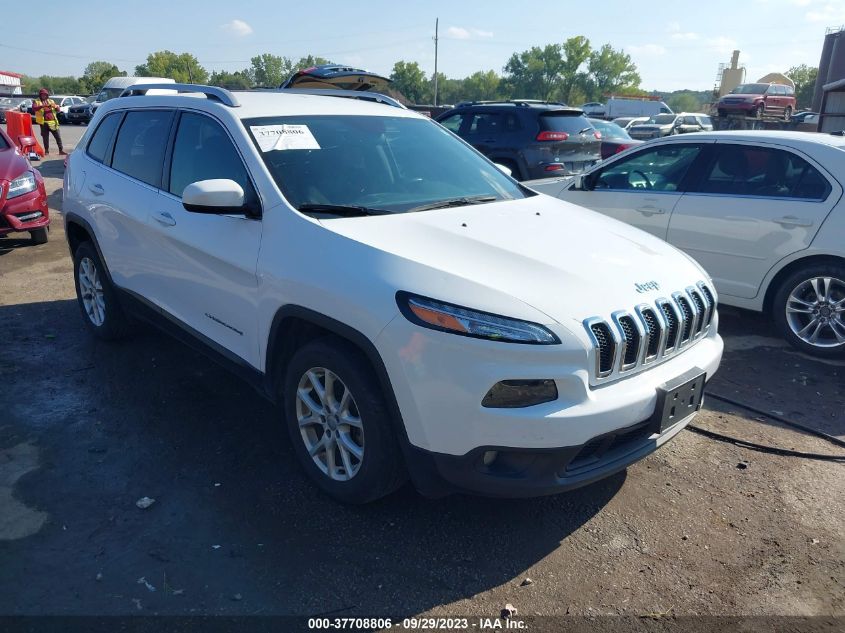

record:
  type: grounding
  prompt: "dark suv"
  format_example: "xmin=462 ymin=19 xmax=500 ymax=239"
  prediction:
xmin=435 ymin=101 xmax=601 ymax=180
xmin=717 ymin=83 xmax=796 ymax=121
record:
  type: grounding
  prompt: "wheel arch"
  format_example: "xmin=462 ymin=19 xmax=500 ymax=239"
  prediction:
xmin=764 ymin=253 xmax=845 ymax=313
xmin=64 ymin=213 xmax=116 ymax=285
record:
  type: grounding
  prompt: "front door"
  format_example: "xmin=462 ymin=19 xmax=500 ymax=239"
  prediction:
xmin=560 ymin=142 xmax=708 ymax=240
xmin=145 ymin=111 xmax=264 ymax=367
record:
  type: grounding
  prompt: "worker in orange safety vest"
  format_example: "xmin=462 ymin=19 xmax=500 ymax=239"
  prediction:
xmin=32 ymin=88 xmax=66 ymax=155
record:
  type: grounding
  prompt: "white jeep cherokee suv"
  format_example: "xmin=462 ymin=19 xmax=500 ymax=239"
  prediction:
xmin=63 ymin=85 xmax=723 ymax=503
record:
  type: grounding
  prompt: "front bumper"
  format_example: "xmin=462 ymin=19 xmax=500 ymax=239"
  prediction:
xmin=718 ymin=100 xmax=757 ymax=113
xmin=0 ymin=183 xmax=50 ymax=235
xmin=377 ymin=311 xmax=722 ymax=495
xmin=415 ymin=407 xmax=695 ymax=497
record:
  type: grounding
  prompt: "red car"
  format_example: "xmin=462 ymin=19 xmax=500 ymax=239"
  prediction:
xmin=0 ymin=127 xmax=49 ymax=244
xmin=716 ymin=82 xmax=797 ymax=121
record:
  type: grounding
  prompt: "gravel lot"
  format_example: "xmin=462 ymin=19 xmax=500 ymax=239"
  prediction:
xmin=0 ymin=124 xmax=843 ymax=623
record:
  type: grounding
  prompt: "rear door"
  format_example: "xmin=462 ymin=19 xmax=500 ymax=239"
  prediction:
xmin=460 ymin=110 xmax=502 ymax=157
xmin=559 ymin=141 xmax=709 ymax=239
xmin=667 ymin=141 xmax=840 ymax=299
xmin=147 ymin=110 xmax=263 ymax=366
xmin=78 ymin=109 xmax=175 ymax=298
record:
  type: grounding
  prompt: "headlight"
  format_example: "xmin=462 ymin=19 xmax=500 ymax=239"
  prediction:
xmin=397 ymin=292 xmax=559 ymax=344
xmin=7 ymin=172 xmax=37 ymax=199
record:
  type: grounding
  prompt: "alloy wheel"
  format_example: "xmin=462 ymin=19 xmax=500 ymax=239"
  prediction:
xmin=785 ymin=276 xmax=845 ymax=348
xmin=295 ymin=367 xmax=365 ymax=481
xmin=78 ymin=257 xmax=105 ymax=326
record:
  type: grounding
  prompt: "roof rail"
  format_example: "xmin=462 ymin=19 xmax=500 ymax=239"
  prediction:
xmin=119 ymin=83 xmax=240 ymax=107
xmin=454 ymin=99 xmax=570 ymax=108
xmin=278 ymin=88 xmax=406 ymax=109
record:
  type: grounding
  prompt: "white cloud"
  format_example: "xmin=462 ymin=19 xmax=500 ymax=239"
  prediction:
xmin=446 ymin=26 xmax=493 ymax=40
xmin=707 ymin=36 xmax=739 ymax=55
xmin=671 ymin=31 xmax=700 ymax=40
xmin=630 ymin=44 xmax=667 ymax=56
xmin=806 ymin=2 xmax=845 ymax=21
xmin=221 ymin=19 xmax=253 ymax=37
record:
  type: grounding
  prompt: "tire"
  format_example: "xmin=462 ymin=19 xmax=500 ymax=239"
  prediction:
xmin=753 ymin=104 xmax=764 ymax=120
xmin=282 ymin=337 xmax=407 ymax=503
xmin=783 ymin=106 xmax=792 ymax=122
xmin=772 ymin=262 xmax=845 ymax=358
xmin=30 ymin=227 xmax=48 ymax=244
xmin=72 ymin=241 xmax=132 ymax=340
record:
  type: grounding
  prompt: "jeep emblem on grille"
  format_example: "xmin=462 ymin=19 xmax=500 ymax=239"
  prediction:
xmin=635 ymin=281 xmax=660 ymax=293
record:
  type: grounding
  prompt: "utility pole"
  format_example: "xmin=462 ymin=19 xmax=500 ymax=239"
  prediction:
xmin=433 ymin=18 xmax=439 ymax=106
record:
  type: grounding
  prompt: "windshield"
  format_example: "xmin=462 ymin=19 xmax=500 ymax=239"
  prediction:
xmin=245 ymin=115 xmax=528 ymax=214
xmin=646 ymin=114 xmax=677 ymax=125
xmin=730 ymin=83 xmax=769 ymax=95
xmin=95 ymin=88 xmax=124 ymax=103
xmin=589 ymin=119 xmax=630 ymax=140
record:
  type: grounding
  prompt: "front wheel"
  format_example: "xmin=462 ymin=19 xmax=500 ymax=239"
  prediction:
xmin=282 ymin=337 xmax=406 ymax=503
xmin=73 ymin=242 xmax=132 ymax=340
xmin=783 ymin=106 xmax=793 ymax=122
xmin=772 ymin=264 xmax=845 ymax=358
xmin=30 ymin=227 xmax=48 ymax=244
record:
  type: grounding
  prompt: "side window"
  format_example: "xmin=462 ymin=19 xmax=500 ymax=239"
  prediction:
xmin=86 ymin=113 xmax=122 ymax=164
xmin=168 ymin=112 xmax=255 ymax=202
xmin=438 ymin=114 xmax=463 ymax=133
xmin=594 ymin=144 xmax=703 ymax=192
xmin=502 ymin=113 xmax=521 ymax=132
xmin=466 ymin=112 xmax=501 ymax=136
xmin=111 ymin=110 xmax=174 ymax=187
xmin=682 ymin=116 xmax=697 ymax=125
xmin=695 ymin=145 xmax=832 ymax=200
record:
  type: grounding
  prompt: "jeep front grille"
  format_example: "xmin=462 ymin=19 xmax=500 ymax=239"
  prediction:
xmin=584 ymin=282 xmax=716 ymax=384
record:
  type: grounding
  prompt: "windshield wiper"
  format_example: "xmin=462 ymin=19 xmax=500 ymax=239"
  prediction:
xmin=578 ymin=127 xmax=593 ymax=135
xmin=297 ymin=203 xmax=391 ymax=217
xmin=407 ymin=195 xmax=498 ymax=213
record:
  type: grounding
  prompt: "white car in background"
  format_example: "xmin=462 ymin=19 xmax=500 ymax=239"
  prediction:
xmin=62 ymin=83 xmax=722 ymax=503
xmin=612 ymin=116 xmax=650 ymax=130
xmin=529 ymin=131 xmax=845 ymax=357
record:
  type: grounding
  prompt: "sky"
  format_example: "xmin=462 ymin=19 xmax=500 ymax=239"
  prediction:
xmin=1 ymin=0 xmax=843 ymax=92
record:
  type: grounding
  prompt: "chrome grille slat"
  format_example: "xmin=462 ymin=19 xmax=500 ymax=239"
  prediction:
xmin=583 ymin=281 xmax=717 ymax=385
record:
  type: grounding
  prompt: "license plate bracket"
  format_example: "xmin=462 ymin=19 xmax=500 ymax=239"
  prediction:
xmin=651 ymin=368 xmax=706 ymax=434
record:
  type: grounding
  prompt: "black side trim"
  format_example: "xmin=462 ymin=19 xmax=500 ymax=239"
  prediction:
xmin=118 ymin=288 xmax=266 ymax=396
xmin=265 ymin=305 xmax=446 ymax=495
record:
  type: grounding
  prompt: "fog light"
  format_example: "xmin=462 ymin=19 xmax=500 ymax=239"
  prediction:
xmin=481 ymin=379 xmax=557 ymax=408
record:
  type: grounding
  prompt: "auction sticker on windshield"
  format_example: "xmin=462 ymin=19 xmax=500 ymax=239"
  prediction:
xmin=250 ymin=125 xmax=321 ymax=152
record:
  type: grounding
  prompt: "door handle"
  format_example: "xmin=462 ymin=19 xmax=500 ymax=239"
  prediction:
xmin=87 ymin=183 xmax=104 ymax=196
xmin=635 ymin=205 xmax=666 ymax=216
xmin=153 ymin=211 xmax=176 ymax=227
xmin=773 ymin=216 xmax=812 ymax=228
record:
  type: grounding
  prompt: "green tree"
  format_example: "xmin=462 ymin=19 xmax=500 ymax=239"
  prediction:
xmin=390 ymin=61 xmax=429 ymax=103
xmin=559 ymin=36 xmax=592 ymax=105
xmin=79 ymin=61 xmax=125 ymax=95
xmin=787 ymin=64 xmax=818 ymax=109
xmin=667 ymin=92 xmax=701 ymax=113
xmin=295 ymin=55 xmax=332 ymax=69
xmin=461 ymin=70 xmax=501 ymax=102
xmin=22 ymin=75 xmax=82 ymax=94
xmin=249 ymin=53 xmax=293 ymax=87
xmin=135 ymin=51 xmax=208 ymax=84
xmin=503 ymin=44 xmax=565 ymax=100
xmin=583 ymin=44 xmax=640 ymax=101
xmin=209 ymin=70 xmax=253 ymax=90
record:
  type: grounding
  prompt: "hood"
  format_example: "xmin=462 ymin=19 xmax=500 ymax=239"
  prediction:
xmin=0 ymin=145 xmax=30 ymax=184
xmin=319 ymin=196 xmax=708 ymax=330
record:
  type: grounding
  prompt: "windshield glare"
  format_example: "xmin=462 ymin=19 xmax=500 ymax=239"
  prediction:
xmin=647 ymin=114 xmax=677 ymax=125
xmin=590 ymin=119 xmax=630 ymax=140
xmin=731 ymin=83 xmax=769 ymax=95
xmin=246 ymin=115 xmax=528 ymax=214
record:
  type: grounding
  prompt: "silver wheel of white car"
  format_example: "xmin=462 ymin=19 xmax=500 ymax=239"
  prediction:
xmin=785 ymin=276 xmax=845 ymax=348
xmin=296 ymin=367 xmax=365 ymax=481
xmin=78 ymin=256 xmax=106 ymax=327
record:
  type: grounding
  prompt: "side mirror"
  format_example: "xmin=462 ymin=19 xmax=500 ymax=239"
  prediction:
xmin=28 ymin=152 xmax=40 ymax=161
xmin=182 ymin=179 xmax=247 ymax=214
xmin=494 ymin=163 xmax=512 ymax=177
xmin=572 ymin=174 xmax=585 ymax=190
